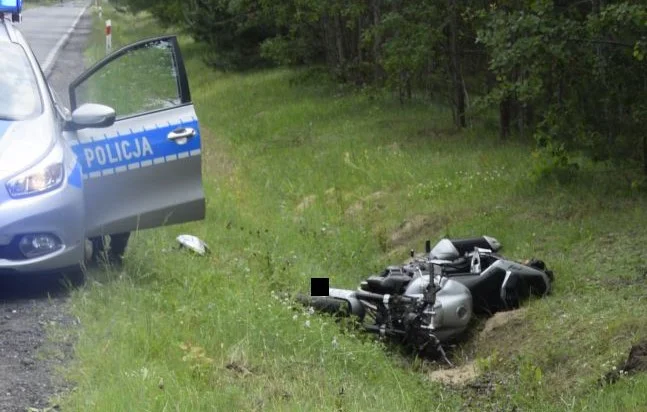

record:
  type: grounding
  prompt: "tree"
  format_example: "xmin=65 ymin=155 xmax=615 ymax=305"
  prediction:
xmin=118 ymin=0 xmax=647 ymax=173
xmin=478 ymin=0 xmax=647 ymax=172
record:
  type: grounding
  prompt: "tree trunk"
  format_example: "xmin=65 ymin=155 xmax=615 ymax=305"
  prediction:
xmin=448 ymin=0 xmax=466 ymax=127
xmin=500 ymin=98 xmax=511 ymax=139
xmin=372 ymin=0 xmax=382 ymax=83
xmin=321 ymin=15 xmax=336 ymax=68
xmin=357 ymin=17 xmax=363 ymax=63
xmin=335 ymin=13 xmax=346 ymax=66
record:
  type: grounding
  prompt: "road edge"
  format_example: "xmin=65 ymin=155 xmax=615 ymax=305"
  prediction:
xmin=42 ymin=2 xmax=90 ymax=77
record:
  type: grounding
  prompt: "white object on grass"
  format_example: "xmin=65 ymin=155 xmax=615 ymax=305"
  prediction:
xmin=176 ymin=234 xmax=209 ymax=255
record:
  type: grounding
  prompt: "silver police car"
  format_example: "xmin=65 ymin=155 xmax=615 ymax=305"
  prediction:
xmin=0 ymin=16 xmax=205 ymax=275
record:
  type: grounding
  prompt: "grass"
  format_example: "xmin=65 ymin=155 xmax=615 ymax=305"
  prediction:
xmin=55 ymin=4 xmax=647 ymax=411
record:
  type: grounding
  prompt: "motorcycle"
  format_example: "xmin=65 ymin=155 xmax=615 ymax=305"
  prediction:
xmin=300 ymin=236 xmax=554 ymax=362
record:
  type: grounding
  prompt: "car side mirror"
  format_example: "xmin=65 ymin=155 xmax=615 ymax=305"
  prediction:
xmin=65 ymin=103 xmax=116 ymax=131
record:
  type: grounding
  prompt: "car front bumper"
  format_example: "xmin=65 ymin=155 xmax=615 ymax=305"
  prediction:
xmin=0 ymin=181 xmax=85 ymax=274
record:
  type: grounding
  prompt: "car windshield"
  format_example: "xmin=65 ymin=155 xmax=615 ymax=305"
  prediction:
xmin=0 ymin=42 xmax=42 ymax=120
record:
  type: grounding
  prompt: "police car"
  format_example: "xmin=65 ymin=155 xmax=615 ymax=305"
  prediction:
xmin=0 ymin=1 xmax=205 ymax=276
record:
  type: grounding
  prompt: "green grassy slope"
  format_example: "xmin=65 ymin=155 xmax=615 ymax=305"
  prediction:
xmin=59 ymin=6 xmax=647 ymax=411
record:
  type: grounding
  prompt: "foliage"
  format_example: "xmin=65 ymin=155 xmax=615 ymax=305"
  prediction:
xmin=109 ymin=0 xmax=647 ymax=173
xmin=478 ymin=0 xmax=647 ymax=170
xmin=105 ymin=0 xmax=646 ymax=171
xmin=182 ymin=0 xmax=278 ymax=69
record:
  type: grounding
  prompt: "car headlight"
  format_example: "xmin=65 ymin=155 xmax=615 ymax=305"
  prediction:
xmin=6 ymin=145 xmax=65 ymax=198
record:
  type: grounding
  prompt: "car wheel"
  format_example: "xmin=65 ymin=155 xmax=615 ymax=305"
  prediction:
xmin=61 ymin=266 xmax=86 ymax=288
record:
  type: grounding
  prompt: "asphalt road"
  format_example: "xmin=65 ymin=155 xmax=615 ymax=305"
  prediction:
xmin=20 ymin=0 xmax=89 ymax=75
xmin=0 ymin=3 xmax=92 ymax=411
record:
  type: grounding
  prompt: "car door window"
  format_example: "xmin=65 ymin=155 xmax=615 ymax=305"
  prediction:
xmin=73 ymin=39 xmax=181 ymax=120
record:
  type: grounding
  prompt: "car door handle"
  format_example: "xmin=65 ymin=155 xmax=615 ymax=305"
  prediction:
xmin=167 ymin=127 xmax=196 ymax=144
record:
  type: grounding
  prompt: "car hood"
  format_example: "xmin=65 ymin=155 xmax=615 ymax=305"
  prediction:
xmin=0 ymin=115 xmax=56 ymax=181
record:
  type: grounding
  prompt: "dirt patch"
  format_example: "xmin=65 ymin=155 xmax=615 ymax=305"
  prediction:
xmin=479 ymin=308 xmax=528 ymax=340
xmin=604 ymin=340 xmax=647 ymax=384
xmin=389 ymin=215 xmax=448 ymax=248
xmin=427 ymin=309 xmax=528 ymax=387
xmin=225 ymin=361 xmax=254 ymax=377
xmin=295 ymin=195 xmax=317 ymax=214
xmin=345 ymin=202 xmax=364 ymax=217
xmin=429 ymin=362 xmax=478 ymax=386
xmin=344 ymin=191 xmax=387 ymax=218
xmin=363 ymin=191 xmax=387 ymax=202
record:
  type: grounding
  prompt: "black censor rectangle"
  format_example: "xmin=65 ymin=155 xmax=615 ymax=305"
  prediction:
xmin=310 ymin=277 xmax=329 ymax=296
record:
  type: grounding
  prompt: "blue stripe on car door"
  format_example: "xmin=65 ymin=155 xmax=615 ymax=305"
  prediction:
xmin=73 ymin=120 xmax=201 ymax=175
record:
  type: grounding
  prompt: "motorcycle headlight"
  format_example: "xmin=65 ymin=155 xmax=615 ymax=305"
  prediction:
xmin=6 ymin=145 xmax=65 ymax=198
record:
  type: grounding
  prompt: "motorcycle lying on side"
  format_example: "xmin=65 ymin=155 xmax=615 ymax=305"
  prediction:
xmin=299 ymin=236 xmax=554 ymax=362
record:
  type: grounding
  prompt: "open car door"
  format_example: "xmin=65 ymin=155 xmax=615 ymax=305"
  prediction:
xmin=68 ymin=36 xmax=205 ymax=238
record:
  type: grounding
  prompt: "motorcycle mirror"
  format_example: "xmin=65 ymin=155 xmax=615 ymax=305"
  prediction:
xmin=176 ymin=234 xmax=210 ymax=256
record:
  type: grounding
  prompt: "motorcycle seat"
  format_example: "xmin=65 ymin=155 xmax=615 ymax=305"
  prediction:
xmin=449 ymin=237 xmax=499 ymax=255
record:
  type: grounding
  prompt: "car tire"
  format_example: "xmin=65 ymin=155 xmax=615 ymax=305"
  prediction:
xmin=61 ymin=266 xmax=85 ymax=288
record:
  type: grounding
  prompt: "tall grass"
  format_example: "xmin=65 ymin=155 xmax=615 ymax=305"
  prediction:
xmin=58 ymin=5 xmax=647 ymax=411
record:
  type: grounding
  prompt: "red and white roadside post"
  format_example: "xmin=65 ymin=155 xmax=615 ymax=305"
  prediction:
xmin=105 ymin=19 xmax=112 ymax=54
